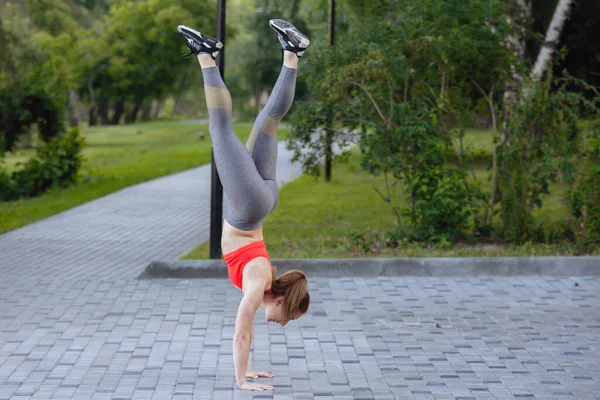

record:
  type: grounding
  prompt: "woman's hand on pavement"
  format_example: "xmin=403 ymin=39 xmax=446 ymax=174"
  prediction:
xmin=245 ymin=370 xmax=274 ymax=379
xmin=238 ymin=381 xmax=274 ymax=391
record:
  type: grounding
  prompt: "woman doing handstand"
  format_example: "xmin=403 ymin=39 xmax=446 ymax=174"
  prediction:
xmin=177 ymin=19 xmax=311 ymax=391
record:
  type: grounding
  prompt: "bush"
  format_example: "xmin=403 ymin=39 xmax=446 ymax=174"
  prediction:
xmin=498 ymin=73 xmax=594 ymax=243
xmin=0 ymin=128 xmax=85 ymax=201
xmin=0 ymin=86 xmax=65 ymax=153
xmin=0 ymin=88 xmax=26 ymax=153
xmin=568 ymin=121 xmax=600 ymax=248
xmin=354 ymin=100 xmax=478 ymax=245
xmin=532 ymin=218 xmax=578 ymax=245
xmin=20 ymin=90 xmax=65 ymax=143
xmin=405 ymin=166 xmax=476 ymax=244
xmin=0 ymin=167 xmax=11 ymax=198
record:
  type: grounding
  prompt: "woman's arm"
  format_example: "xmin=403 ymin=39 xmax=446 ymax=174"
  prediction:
xmin=232 ymin=281 xmax=264 ymax=387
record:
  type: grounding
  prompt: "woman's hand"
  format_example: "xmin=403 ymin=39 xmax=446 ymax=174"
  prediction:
xmin=238 ymin=381 xmax=274 ymax=391
xmin=245 ymin=370 xmax=274 ymax=379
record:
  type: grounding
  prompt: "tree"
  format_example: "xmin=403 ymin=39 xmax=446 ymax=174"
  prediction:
xmin=235 ymin=0 xmax=310 ymax=117
xmin=495 ymin=0 xmax=586 ymax=243
xmin=0 ymin=0 xmax=79 ymax=151
xmin=290 ymin=0 xmax=514 ymax=243
xmin=80 ymin=0 xmax=222 ymax=125
xmin=287 ymin=0 xmax=392 ymax=182
xmin=530 ymin=0 xmax=575 ymax=81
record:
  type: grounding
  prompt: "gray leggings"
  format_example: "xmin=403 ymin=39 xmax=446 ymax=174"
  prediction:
xmin=201 ymin=65 xmax=297 ymax=231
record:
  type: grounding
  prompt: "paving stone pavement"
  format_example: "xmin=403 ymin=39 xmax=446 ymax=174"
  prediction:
xmin=0 ymin=141 xmax=303 ymax=282
xmin=0 ymin=275 xmax=598 ymax=399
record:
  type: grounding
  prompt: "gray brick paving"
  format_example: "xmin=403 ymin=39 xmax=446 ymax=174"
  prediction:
xmin=1 ymin=276 xmax=599 ymax=399
xmin=0 ymin=142 xmax=302 ymax=282
xmin=0 ymin=128 xmax=598 ymax=399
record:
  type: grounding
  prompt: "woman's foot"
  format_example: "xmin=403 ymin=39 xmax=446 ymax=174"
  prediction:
xmin=177 ymin=25 xmax=223 ymax=60
xmin=269 ymin=19 xmax=310 ymax=57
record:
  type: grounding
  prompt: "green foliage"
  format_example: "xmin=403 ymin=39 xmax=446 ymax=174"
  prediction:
xmin=0 ymin=0 xmax=598 ymax=251
xmin=184 ymin=149 xmax=598 ymax=260
xmin=0 ymin=88 xmax=24 ymax=152
xmin=20 ymin=89 xmax=65 ymax=143
xmin=568 ymin=118 xmax=600 ymax=245
xmin=25 ymin=0 xmax=79 ymax=36
xmin=286 ymin=32 xmax=355 ymax=180
xmin=289 ymin=0 xmax=512 ymax=243
xmin=404 ymin=167 xmax=476 ymax=244
xmin=287 ymin=98 xmax=354 ymax=178
xmin=498 ymin=72 xmax=596 ymax=243
xmin=96 ymin=0 xmax=215 ymax=100
xmin=532 ymin=218 xmax=578 ymax=245
xmin=287 ymin=100 xmax=328 ymax=177
xmin=0 ymin=128 xmax=84 ymax=201
xmin=232 ymin=0 xmax=309 ymax=116
xmin=76 ymin=0 xmax=221 ymax=124
xmin=0 ymin=1 xmax=78 ymax=149
xmin=2 ymin=2 xmax=79 ymax=87
xmin=0 ymin=86 xmax=65 ymax=152
xmin=356 ymin=101 xmax=477 ymax=244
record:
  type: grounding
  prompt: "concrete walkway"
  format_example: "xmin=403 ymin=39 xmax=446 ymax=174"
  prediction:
xmin=0 ymin=142 xmax=303 ymax=282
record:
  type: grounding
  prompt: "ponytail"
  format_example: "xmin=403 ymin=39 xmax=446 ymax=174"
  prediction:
xmin=269 ymin=266 xmax=310 ymax=319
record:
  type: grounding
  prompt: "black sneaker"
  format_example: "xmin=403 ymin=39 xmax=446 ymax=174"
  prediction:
xmin=177 ymin=25 xmax=223 ymax=59
xmin=269 ymin=19 xmax=310 ymax=57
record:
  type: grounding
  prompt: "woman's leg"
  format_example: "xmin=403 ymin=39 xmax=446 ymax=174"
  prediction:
xmin=245 ymin=51 xmax=299 ymax=183
xmin=178 ymin=21 xmax=308 ymax=230
xmin=243 ymin=19 xmax=309 ymax=211
xmin=198 ymin=55 xmax=274 ymax=230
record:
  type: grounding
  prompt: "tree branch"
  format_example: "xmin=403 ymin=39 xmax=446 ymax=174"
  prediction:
xmin=384 ymin=168 xmax=392 ymax=203
xmin=350 ymin=81 xmax=390 ymax=129
xmin=388 ymin=74 xmax=394 ymax=125
xmin=424 ymin=82 xmax=438 ymax=104
xmin=471 ymin=79 xmax=499 ymax=226
xmin=370 ymin=179 xmax=390 ymax=203
xmin=471 ymin=80 xmax=499 ymax=134
xmin=372 ymin=170 xmax=403 ymax=227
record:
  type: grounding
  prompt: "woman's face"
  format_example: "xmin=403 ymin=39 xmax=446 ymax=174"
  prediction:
xmin=265 ymin=296 xmax=304 ymax=326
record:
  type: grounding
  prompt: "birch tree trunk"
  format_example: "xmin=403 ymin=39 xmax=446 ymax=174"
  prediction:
xmin=501 ymin=0 xmax=574 ymax=140
xmin=530 ymin=0 xmax=574 ymax=81
xmin=496 ymin=0 xmax=575 ymax=239
xmin=500 ymin=0 xmax=531 ymax=145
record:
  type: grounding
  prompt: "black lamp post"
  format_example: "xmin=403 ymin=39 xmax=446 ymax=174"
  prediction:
xmin=329 ymin=0 xmax=335 ymax=46
xmin=324 ymin=0 xmax=335 ymax=181
xmin=209 ymin=0 xmax=226 ymax=259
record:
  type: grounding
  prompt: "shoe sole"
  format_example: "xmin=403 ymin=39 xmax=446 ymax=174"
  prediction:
xmin=177 ymin=25 xmax=223 ymax=50
xmin=269 ymin=19 xmax=310 ymax=49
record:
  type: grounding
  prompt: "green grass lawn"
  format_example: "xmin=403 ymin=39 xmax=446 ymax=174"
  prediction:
xmin=0 ymin=121 xmax=288 ymax=234
xmin=183 ymin=145 xmax=591 ymax=260
xmin=456 ymin=128 xmax=495 ymax=153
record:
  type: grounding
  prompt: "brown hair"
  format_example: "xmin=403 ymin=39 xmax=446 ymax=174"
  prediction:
xmin=269 ymin=267 xmax=309 ymax=320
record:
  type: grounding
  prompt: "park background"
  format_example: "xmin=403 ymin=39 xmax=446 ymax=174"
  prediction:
xmin=1 ymin=0 xmax=599 ymax=259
